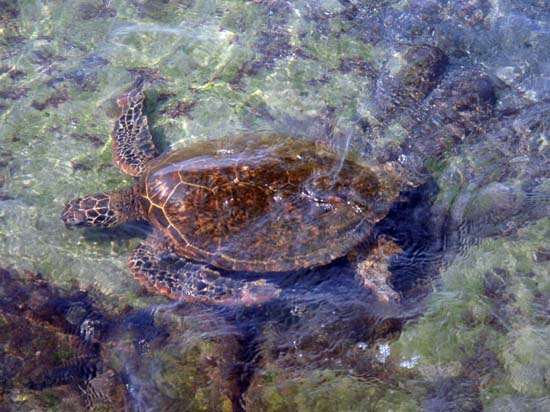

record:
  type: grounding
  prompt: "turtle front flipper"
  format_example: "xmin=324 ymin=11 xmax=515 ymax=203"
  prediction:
xmin=112 ymin=78 xmax=159 ymax=177
xmin=129 ymin=241 xmax=280 ymax=305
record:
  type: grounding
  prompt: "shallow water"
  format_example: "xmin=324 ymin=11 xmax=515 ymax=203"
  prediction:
xmin=1 ymin=1 xmax=549 ymax=411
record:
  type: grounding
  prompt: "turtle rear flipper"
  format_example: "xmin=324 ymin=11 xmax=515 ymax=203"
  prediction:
xmin=129 ymin=240 xmax=280 ymax=305
xmin=351 ymin=235 xmax=402 ymax=304
xmin=112 ymin=78 xmax=159 ymax=177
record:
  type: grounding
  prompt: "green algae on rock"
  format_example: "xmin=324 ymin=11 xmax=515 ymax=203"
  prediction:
xmin=244 ymin=367 xmax=420 ymax=412
xmin=393 ymin=218 xmax=550 ymax=409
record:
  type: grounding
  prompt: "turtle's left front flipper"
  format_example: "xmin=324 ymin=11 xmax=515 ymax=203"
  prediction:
xmin=112 ymin=78 xmax=159 ymax=177
xmin=129 ymin=241 xmax=280 ymax=305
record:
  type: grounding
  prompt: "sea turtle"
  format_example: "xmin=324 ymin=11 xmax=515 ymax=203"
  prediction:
xmin=62 ymin=79 xmax=405 ymax=304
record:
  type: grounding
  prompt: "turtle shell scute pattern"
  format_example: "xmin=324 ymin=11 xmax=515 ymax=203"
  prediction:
xmin=138 ymin=137 xmax=395 ymax=272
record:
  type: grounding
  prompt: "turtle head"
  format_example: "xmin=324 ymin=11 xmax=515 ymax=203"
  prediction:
xmin=62 ymin=188 xmax=139 ymax=228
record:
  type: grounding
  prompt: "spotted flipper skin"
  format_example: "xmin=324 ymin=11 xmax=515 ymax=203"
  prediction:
xmin=112 ymin=78 xmax=159 ymax=176
xmin=129 ymin=241 xmax=279 ymax=305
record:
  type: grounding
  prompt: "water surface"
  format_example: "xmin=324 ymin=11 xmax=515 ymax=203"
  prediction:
xmin=1 ymin=1 xmax=549 ymax=411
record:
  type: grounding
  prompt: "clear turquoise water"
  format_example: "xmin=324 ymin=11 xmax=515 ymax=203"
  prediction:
xmin=1 ymin=1 xmax=549 ymax=411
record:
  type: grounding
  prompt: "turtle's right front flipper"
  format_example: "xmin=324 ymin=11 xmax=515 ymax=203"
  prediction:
xmin=129 ymin=242 xmax=280 ymax=305
xmin=112 ymin=78 xmax=159 ymax=177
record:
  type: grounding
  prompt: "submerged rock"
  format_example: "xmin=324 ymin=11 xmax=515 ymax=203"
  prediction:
xmin=393 ymin=217 xmax=550 ymax=409
xmin=114 ymin=303 xmax=242 ymax=412
xmin=0 ymin=267 xmax=245 ymax=411
xmin=373 ymin=45 xmax=448 ymax=120
xmin=0 ymin=266 xmax=125 ymax=411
